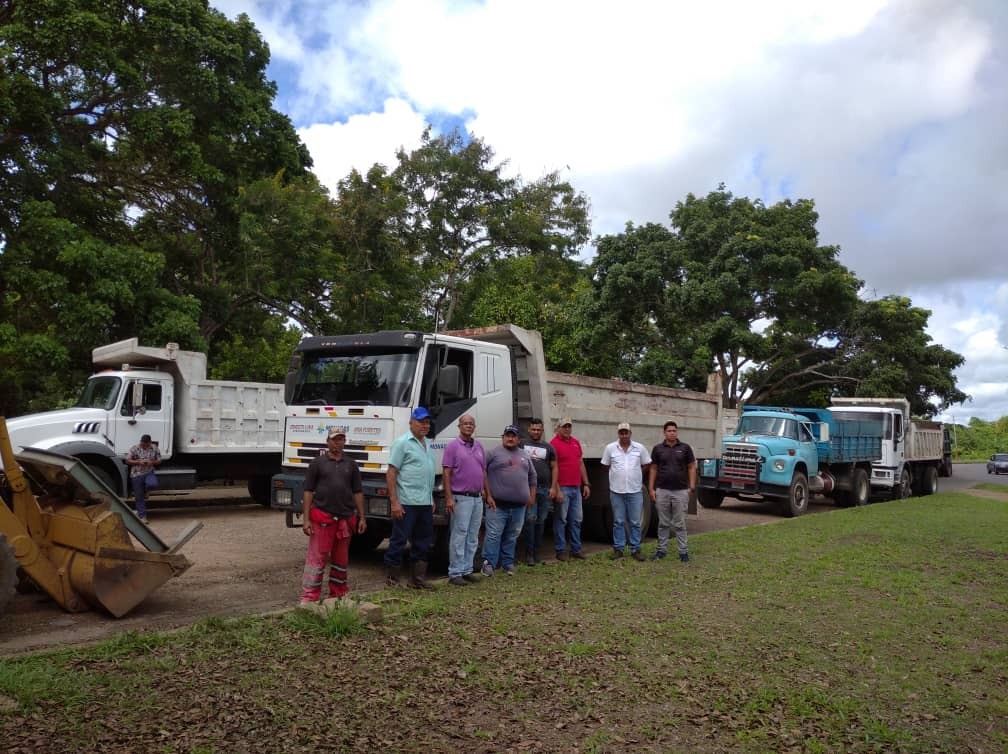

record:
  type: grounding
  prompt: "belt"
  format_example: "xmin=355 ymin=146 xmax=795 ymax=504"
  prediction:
xmin=451 ymin=490 xmax=482 ymax=496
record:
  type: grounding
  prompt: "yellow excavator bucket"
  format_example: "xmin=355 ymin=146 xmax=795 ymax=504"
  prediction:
xmin=1 ymin=417 xmax=202 ymax=618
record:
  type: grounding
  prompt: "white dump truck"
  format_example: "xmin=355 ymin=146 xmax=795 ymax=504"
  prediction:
xmin=270 ymin=324 xmax=736 ymax=550
xmin=2 ymin=339 xmax=284 ymax=504
xmin=829 ymin=397 xmax=946 ymax=499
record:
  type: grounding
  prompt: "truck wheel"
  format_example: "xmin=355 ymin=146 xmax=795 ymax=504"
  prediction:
xmin=783 ymin=472 xmax=809 ymax=517
xmin=849 ymin=468 xmax=870 ymax=506
xmin=891 ymin=467 xmax=911 ymax=501
xmin=90 ymin=464 xmax=121 ymax=497
xmin=0 ymin=533 xmax=17 ymax=617
xmin=247 ymin=476 xmax=273 ymax=507
xmin=697 ymin=489 xmax=725 ymax=508
xmin=919 ymin=466 xmax=938 ymax=496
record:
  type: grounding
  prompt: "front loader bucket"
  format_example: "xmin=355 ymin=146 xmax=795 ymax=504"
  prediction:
xmin=2 ymin=415 xmax=202 ymax=618
xmin=45 ymin=505 xmax=199 ymax=618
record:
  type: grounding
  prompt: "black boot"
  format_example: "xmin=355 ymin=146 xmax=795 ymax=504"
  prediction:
xmin=409 ymin=560 xmax=435 ymax=590
xmin=385 ymin=564 xmax=401 ymax=587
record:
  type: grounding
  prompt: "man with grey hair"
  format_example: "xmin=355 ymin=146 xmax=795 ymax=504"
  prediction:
xmin=443 ymin=414 xmax=486 ymax=586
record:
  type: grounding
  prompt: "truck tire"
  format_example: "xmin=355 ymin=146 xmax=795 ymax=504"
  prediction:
xmin=849 ymin=468 xmax=870 ymax=506
xmin=919 ymin=466 xmax=938 ymax=496
xmin=697 ymin=488 xmax=725 ymax=508
xmin=247 ymin=476 xmax=273 ymax=507
xmin=0 ymin=533 xmax=17 ymax=617
xmin=891 ymin=467 xmax=911 ymax=501
xmin=89 ymin=464 xmax=121 ymax=497
xmin=783 ymin=472 xmax=809 ymax=517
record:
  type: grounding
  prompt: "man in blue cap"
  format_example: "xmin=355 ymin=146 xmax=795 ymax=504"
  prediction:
xmin=384 ymin=407 xmax=437 ymax=588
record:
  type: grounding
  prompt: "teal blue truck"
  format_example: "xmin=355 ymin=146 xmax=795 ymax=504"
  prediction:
xmin=697 ymin=405 xmax=883 ymax=516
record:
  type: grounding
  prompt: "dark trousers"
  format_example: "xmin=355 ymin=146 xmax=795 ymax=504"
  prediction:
xmin=383 ymin=505 xmax=434 ymax=566
xmin=131 ymin=475 xmax=150 ymax=518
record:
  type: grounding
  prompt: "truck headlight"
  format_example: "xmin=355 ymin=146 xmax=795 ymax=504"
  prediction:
xmin=773 ymin=460 xmax=785 ymax=472
xmin=274 ymin=488 xmax=293 ymax=507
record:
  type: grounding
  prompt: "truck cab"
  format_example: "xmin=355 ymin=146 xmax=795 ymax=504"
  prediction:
xmin=269 ymin=330 xmax=515 ymax=548
xmin=3 ymin=368 xmax=176 ymax=494
xmin=700 ymin=407 xmax=827 ymax=512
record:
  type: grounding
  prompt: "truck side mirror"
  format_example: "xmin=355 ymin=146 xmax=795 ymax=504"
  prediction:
xmin=130 ymin=383 xmax=146 ymax=415
xmin=436 ymin=365 xmax=461 ymax=399
xmin=284 ymin=373 xmax=298 ymax=405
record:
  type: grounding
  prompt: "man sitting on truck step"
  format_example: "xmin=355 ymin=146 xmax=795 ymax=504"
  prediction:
xmin=384 ymin=407 xmax=437 ymax=589
xmin=550 ymin=417 xmax=591 ymax=561
xmin=126 ymin=434 xmax=160 ymax=523
xmin=299 ymin=428 xmax=366 ymax=603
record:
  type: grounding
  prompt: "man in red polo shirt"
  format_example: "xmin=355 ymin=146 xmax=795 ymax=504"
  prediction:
xmin=550 ymin=417 xmax=591 ymax=560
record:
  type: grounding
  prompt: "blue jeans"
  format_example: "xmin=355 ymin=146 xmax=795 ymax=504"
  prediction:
xmin=131 ymin=475 xmax=150 ymax=518
xmin=481 ymin=505 xmax=527 ymax=570
xmin=384 ymin=505 xmax=434 ymax=566
xmin=553 ymin=486 xmax=583 ymax=555
xmin=610 ymin=490 xmax=644 ymax=552
xmin=522 ymin=487 xmax=552 ymax=559
xmin=448 ymin=494 xmax=483 ymax=578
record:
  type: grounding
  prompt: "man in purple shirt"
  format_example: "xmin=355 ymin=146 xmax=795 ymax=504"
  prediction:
xmin=442 ymin=414 xmax=486 ymax=586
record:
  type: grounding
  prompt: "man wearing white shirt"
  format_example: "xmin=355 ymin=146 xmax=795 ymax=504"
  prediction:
xmin=600 ymin=422 xmax=652 ymax=561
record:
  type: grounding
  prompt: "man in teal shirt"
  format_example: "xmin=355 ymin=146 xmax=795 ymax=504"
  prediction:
xmin=384 ymin=407 xmax=437 ymax=588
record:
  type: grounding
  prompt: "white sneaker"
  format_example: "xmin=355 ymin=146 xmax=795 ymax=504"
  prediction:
xmin=480 ymin=560 xmax=494 ymax=577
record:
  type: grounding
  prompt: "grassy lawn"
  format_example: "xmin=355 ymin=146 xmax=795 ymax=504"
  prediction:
xmin=973 ymin=481 xmax=1008 ymax=494
xmin=1 ymin=494 xmax=1005 ymax=753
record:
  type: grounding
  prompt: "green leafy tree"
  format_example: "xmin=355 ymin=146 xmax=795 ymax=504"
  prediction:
xmin=0 ymin=0 xmax=311 ymax=414
xmin=393 ymin=128 xmax=590 ymax=329
xmin=450 ymin=254 xmax=594 ymax=372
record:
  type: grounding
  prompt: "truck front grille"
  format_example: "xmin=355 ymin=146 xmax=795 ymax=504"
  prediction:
xmin=720 ymin=443 xmax=759 ymax=481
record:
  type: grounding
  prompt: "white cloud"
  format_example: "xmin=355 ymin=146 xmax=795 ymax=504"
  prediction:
xmin=216 ymin=0 xmax=1007 ymax=421
xmin=297 ymin=98 xmax=427 ymax=189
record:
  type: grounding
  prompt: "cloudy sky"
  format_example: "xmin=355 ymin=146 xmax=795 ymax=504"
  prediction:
xmin=214 ymin=0 xmax=1007 ymax=423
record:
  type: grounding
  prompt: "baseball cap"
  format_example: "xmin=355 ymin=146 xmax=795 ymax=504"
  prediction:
xmin=503 ymin=424 xmax=520 ymax=436
xmin=558 ymin=416 xmax=573 ymax=427
xmin=327 ymin=427 xmax=346 ymax=439
xmin=410 ymin=407 xmax=431 ymax=421
xmin=617 ymin=422 xmax=631 ymax=432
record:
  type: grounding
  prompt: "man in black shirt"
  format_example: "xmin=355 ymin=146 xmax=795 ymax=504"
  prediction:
xmin=300 ymin=428 xmax=366 ymax=602
xmin=647 ymin=421 xmax=696 ymax=562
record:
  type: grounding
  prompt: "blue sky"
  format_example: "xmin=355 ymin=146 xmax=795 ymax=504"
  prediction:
xmin=215 ymin=0 xmax=1008 ymax=423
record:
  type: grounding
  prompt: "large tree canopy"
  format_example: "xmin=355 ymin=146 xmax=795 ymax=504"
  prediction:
xmin=0 ymin=0 xmax=311 ymax=414
xmin=582 ymin=186 xmax=964 ymax=414
xmin=392 ymin=128 xmax=590 ymax=329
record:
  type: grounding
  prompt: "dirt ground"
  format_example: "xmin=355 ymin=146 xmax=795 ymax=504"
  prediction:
xmin=11 ymin=460 xmax=996 ymax=655
xmin=0 ymin=486 xmax=824 ymax=655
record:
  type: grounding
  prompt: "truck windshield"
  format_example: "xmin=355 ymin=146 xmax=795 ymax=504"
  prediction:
xmin=737 ymin=415 xmax=798 ymax=439
xmin=75 ymin=376 xmax=122 ymax=410
xmin=291 ymin=351 xmax=418 ymax=406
